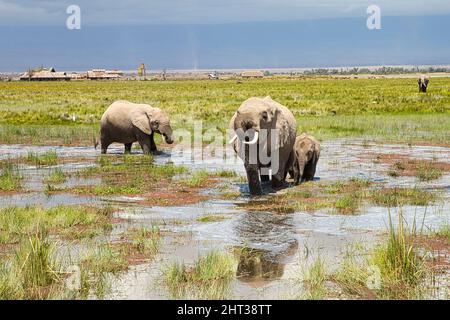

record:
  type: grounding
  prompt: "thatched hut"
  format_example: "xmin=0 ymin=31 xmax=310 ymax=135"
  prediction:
xmin=20 ymin=68 xmax=70 ymax=81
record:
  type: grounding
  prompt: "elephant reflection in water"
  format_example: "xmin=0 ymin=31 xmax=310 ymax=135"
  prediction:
xmin=233 ymin=212 xmax=298 ymax=284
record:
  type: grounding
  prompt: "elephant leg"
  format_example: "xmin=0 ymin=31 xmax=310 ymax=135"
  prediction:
xmin=293 ymin=162 xmax=300 ymax=185
xmin=99 ymin=131 xmax=110 ymax=154
xmin=137 ymin=137 xmax=151 ymax=155
xmin=305 ymin=160 xmax=318 ymax=181
xmin=260 ymin=170 xmax=270 ymax=182
xmin=124 ymin=143 xmax=132 ymax=154
xmin=149 ymin=133 xmax=158 ymax=153
xmin=100 ymin=140 xmax=110 ymax=154
xmin=245 ymin=164 xmax=262 ymax=195
xmin=272 ymin=163 xmax=286 ymax=189
xmin=288 ymin=169 xmax=294 ymax=180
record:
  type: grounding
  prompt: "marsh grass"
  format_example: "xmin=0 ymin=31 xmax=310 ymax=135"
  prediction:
xmin=197 ymin=215 xmax=227 ymax=223
xmin=0 ymin=205 xmax=113 ymax=244
xmin=220 ymin=190 xmax=241 ymax=199
xmin=129 ymin=226 xmax=161 ymax=255
xmin=44 ymin=168 xmax=66 ymax=184
xmin=0 ymin=162 xmax=22 ymax=192
xmin=334 ymin=195 xmax=361 ymax=215
xmin=435 ymin=224 xmax=450 ymax=241
xmin=417 ymin=163 xmax=443 ymax=181
xmin=301 ymin=257 xmax=328 ymax=300
xmin=240 ymin=178 xmax=372 ymax=214
xmin=74 ymin=155 xmax=187 ymax=196
xmin=385 ymin=157 xmax=448 ymax=181
xmin=216 ymin=170 xmax=237 ymax=178
xmin=371 ymin=188 xmax=436 ymax=207
xmin=180 ymin=170 xmax=211 ymax=188
xmin=333 ymin=210 xmax=428 ymax=299
xmin=0 ymin=227 xmax=61 ymax=300
xmin=26 ymin=151 xmax=58 ymax=167
xmin=78 ymin=244 xmax=128 ymax=299
xmin=164 ymin=250 xmax=236 ymax=299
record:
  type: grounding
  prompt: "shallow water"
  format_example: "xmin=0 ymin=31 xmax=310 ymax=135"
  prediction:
xmin=0 ymin=139 xmax=449 ymax=299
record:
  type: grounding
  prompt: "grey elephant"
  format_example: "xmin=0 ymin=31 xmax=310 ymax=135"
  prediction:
xmin=229 ymin=96 xmax=297 ymax=195
xmin=290 ymin=133 xmax=320 ymax=185
xmin=418 ymin=75 xmax=429 ymax=93
xmin=96 ymin=100 xmax=174 ymax=154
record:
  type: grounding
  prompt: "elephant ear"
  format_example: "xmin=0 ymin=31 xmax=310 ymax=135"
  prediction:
xmin=131 ymin=110 xmax=152 ymax=135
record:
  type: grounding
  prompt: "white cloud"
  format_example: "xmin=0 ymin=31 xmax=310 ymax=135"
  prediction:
xmin=0 ymin=0 xmax=449 ymax=25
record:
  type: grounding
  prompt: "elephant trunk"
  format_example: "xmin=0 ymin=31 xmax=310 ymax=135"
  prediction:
xmin=297 ymin=157 xmax=306 ymax=182
xmin=244 ymin=142 xmax=262 ymax=195
xmin=161 ymin=128 xmax=174 ymax=144
xmin=245 ymin=163 xmax=262 ymax=195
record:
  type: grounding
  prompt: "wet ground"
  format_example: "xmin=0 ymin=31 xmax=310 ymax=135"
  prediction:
xmin=0 ymin=139 xmax=449 ymax=299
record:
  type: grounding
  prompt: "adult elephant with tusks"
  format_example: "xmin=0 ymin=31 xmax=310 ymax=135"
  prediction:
xmin=229 ymin=96 xmax=297 ymax=195
xmin=96 ymin=100 xmax=174 ymax=154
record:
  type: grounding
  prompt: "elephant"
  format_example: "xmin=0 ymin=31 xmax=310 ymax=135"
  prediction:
xmin=418 ymin=75 xmax=429 ymax=93
xmin=290 ymin=133 xmax=320 ymax=185
xmin=229 ymin=96 xmax=297 ymax=195
xmin=96 ymin=100 xmax=174 ymax=154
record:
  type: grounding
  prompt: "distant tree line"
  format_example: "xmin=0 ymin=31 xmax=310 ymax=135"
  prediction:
xmin=302 ymin=66 xmax=450 ymax=75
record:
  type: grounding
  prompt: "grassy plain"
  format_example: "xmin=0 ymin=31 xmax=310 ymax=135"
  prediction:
xmin=0 ymin=77 xmax=449 ymax=145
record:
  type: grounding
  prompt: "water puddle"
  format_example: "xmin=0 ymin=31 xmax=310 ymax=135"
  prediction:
xmin=0 ymin=139 xmax=448 ymax=299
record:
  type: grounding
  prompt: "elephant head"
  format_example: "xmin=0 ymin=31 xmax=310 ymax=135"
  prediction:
xmin=295 ymin=137 xmax=317 ymax=178
xmin=229 ymin=97 xmax=277 ymax=146
xmin=131 ymin=106 xmax=174 ymax=144
xmin=229 ymin=97 xmax=279 ymax=195
xmin=418 ymin=76 xmax=429 ymax=93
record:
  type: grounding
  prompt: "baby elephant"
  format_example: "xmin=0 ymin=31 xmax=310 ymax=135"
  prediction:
xmin=291 ymin=133 xmax=320 ymax=185
xmin=418 ymin=75 xmax=429 ymax=93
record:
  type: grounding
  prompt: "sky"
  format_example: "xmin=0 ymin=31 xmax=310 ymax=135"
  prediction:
xmin=1 ymin=1 xmax=450 ymax=71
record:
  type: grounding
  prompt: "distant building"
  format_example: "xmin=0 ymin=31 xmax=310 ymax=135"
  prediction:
xmin=67 ymin=72 xmax=87 ymax=80
xmin=20 ymin=68 xmax=70 ymax=81
xmin=209 ymin=71 xmax=219 ymax=80
xmin=241 ymin=70 xmax=264 ymax=78
xmin=87 ymin=69 xmax=123 ymax=80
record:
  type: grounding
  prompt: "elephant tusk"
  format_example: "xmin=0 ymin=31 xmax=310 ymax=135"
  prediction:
xmin=229 ymin=134 xmax=238 ymax=145
xmin=242 ymin=131 xmax=259 ymax=145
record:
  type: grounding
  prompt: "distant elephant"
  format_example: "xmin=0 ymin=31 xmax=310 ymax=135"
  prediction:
xmin=290 ymin=133 xmax=320 ymax=185
xmin=229 ymin=96 xmax=297 ymax=195
xmin=97 ymin=100 xmax=174 ymax=154
xmin=418 ymin=75 xmax=429 ymax=93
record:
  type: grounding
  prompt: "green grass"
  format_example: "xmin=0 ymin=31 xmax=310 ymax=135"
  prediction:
xmin=0 ymin=78 xmax=449 ymax=146
xmin=164 ymin=250 xmax=236 ymax=299
xmin=197 ymin=215 xmax=227 ymax=223
xmin=417 ymin=164 xmax=443 ymax=181
xmin=74 ymin=155 xmax=188 ymax=196
xmin=78 ymin=244 xmax=128 ymax=299
xmin=180 ymin=170 xmax=211 ymax=188
xmin=44 ymin=168 xmax=66 ymax=184
xmin=128 ymin=226 xmax=161 ymax=255
xmin=26 ymin=151 xmax=58 ymax=166
xmin=301 ymin=257 xmax=328 ymax=300
xmin=0 ymin=162 xmax=22 ymax=191
xmin=334 ymin=195 xmax=361 ymax=215
xmin=0 ymin=205 xmax=113 ymax=244
xmin=371 ymin=188 xmax=436 ymax=207
xmin=333 ymin=210 xmax=427 ymax=299
xmin=434 ymin=224 xmax=450 ymax=241
xmin=0 ymin=228 xmax=61 ymax=300
xmin=216 ymin=170 xmax=237 ymax=177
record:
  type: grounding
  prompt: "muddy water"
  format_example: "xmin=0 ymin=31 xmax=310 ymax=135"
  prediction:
xmin=0 ymin=139 xmax=449 ymax=299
